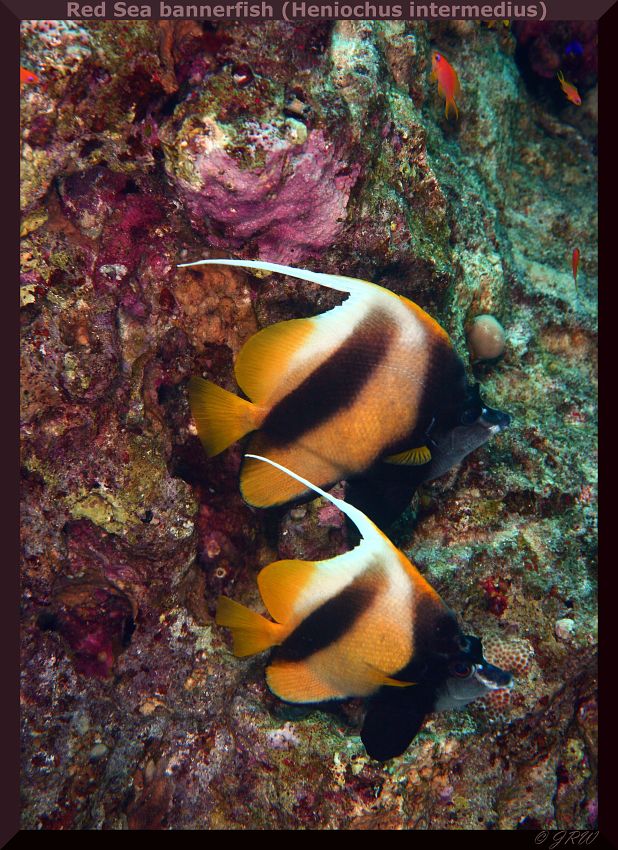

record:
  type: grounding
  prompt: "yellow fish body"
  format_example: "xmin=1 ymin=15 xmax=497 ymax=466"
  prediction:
xmin=216 ymin=455 xmax=513 ymax=760
xmin=182 ymin=259 xmax=470 ymax=508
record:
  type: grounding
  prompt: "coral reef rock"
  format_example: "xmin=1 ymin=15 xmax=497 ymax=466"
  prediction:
xmin=21 ymin=19 xmax=596 ymax=830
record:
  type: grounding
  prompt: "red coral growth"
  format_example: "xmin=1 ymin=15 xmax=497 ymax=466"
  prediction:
xmin=58 ymin=165 xmax=167 ymax=292
xmin=317 ymin=502 xmax=345 ymax=528
xmin=40 ymin=579 xmax=134 ymax=678
xmin=157 ymin=20 xmax=231 ymax=88
xmin=94 ymin=194 xmax=164 ymax=291
xmin=126 ymin=756 xmax=173 ymax=829
xmin=158 ymin=286 xmax=176 ymax=313
xmin=59 ymin=165 xmax=130 ymax=231
xmin=480 ymin=575 xmax=510 ymax=616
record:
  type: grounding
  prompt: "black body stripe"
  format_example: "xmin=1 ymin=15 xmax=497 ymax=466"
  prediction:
xmin=418 ymin=336 xmax=467 ymax=435
xmin=360 ymin=606 xmax=462 ymax=761
xmin=262 ymin=311 xmax=395 ymax=446
xmin=383 ymin=334 xmax=467 ymax=456
xmin=275 ymin=578 xmax=378 ymax=662
xmin=394 ymin=604 xmax=460 ymax=684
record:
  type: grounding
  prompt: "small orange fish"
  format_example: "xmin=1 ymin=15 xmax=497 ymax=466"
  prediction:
xmin=431 ymin=51 xmax=461 ymax=120
xmin=557 ymin=71 xmax=581 ymax=106
xmin=20 ymin=66 xmax=39 ymax=86
xmin=572 ymin=248 xmax=580 ymax=284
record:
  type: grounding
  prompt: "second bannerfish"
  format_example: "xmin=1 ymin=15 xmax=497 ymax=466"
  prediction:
xmin=216 ymin=455 xmax=513 ymax=761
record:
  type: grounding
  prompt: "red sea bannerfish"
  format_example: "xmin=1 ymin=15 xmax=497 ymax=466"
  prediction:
xmin=181 ymin=259 xmax=510 ymax=512
xmin=216 ymin=454 xmax=513 ymax=761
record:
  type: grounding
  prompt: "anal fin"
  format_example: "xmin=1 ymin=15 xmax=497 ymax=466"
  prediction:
xmin=266 ymin=660 xmax=341 ymax=703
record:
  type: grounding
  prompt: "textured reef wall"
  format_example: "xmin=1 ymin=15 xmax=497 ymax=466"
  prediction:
xmin=20 ymin=19 xmax=597 ymax=829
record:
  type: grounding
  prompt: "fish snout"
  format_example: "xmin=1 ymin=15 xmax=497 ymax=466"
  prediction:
xmin=477 ymin=661 xmax=513 ymax=690
xmin=480 ymin=406 xmax=511 ymax=432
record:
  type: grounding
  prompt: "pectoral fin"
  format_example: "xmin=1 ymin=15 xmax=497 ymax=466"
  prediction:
xmin=385 ymin=445 xmax=432 ymax=466
xmin=363 ymin=663 xmax=416 ymax=689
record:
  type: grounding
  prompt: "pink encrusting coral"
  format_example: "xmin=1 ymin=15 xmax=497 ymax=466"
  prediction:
xmin=58 ymin=167 xmax=168 ymax=292
xmin=168 ymin=130 xmax=361 ymax=264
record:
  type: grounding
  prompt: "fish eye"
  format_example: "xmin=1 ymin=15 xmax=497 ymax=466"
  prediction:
xmin=450 ymin=661 xmax=473 ymax=678
xmin=435 ymin=53 xmax=442 ymax=61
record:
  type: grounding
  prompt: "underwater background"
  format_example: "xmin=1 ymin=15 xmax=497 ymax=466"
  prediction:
xmin=20 ymin=18 xmax=597 ymax=830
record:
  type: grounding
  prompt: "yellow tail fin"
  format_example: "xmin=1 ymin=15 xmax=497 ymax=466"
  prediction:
xmin=188 ymin=376 xmax=260 ymax=457
xmin=215 ymin=596 xmax=283 ymax=657
xmin=445 ymin=98 xmax=459 ymax=120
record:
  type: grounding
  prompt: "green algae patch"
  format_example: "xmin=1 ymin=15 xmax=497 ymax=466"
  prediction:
xmin=69 ymin=490 xmax=129 ymax=534
xmin=20 ymin=285 xmax=36 ymax=307
xmin=162 ymin=71 xmax=286 ymax=181
xmin=20 ymin=208 xmax=48 ymax=238
xmin=472 ymin=498 xmax=506 ymax=526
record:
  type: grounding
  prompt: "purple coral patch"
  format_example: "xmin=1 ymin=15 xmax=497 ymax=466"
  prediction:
xmin=174 ymin=130 xmax=361 ymax=264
